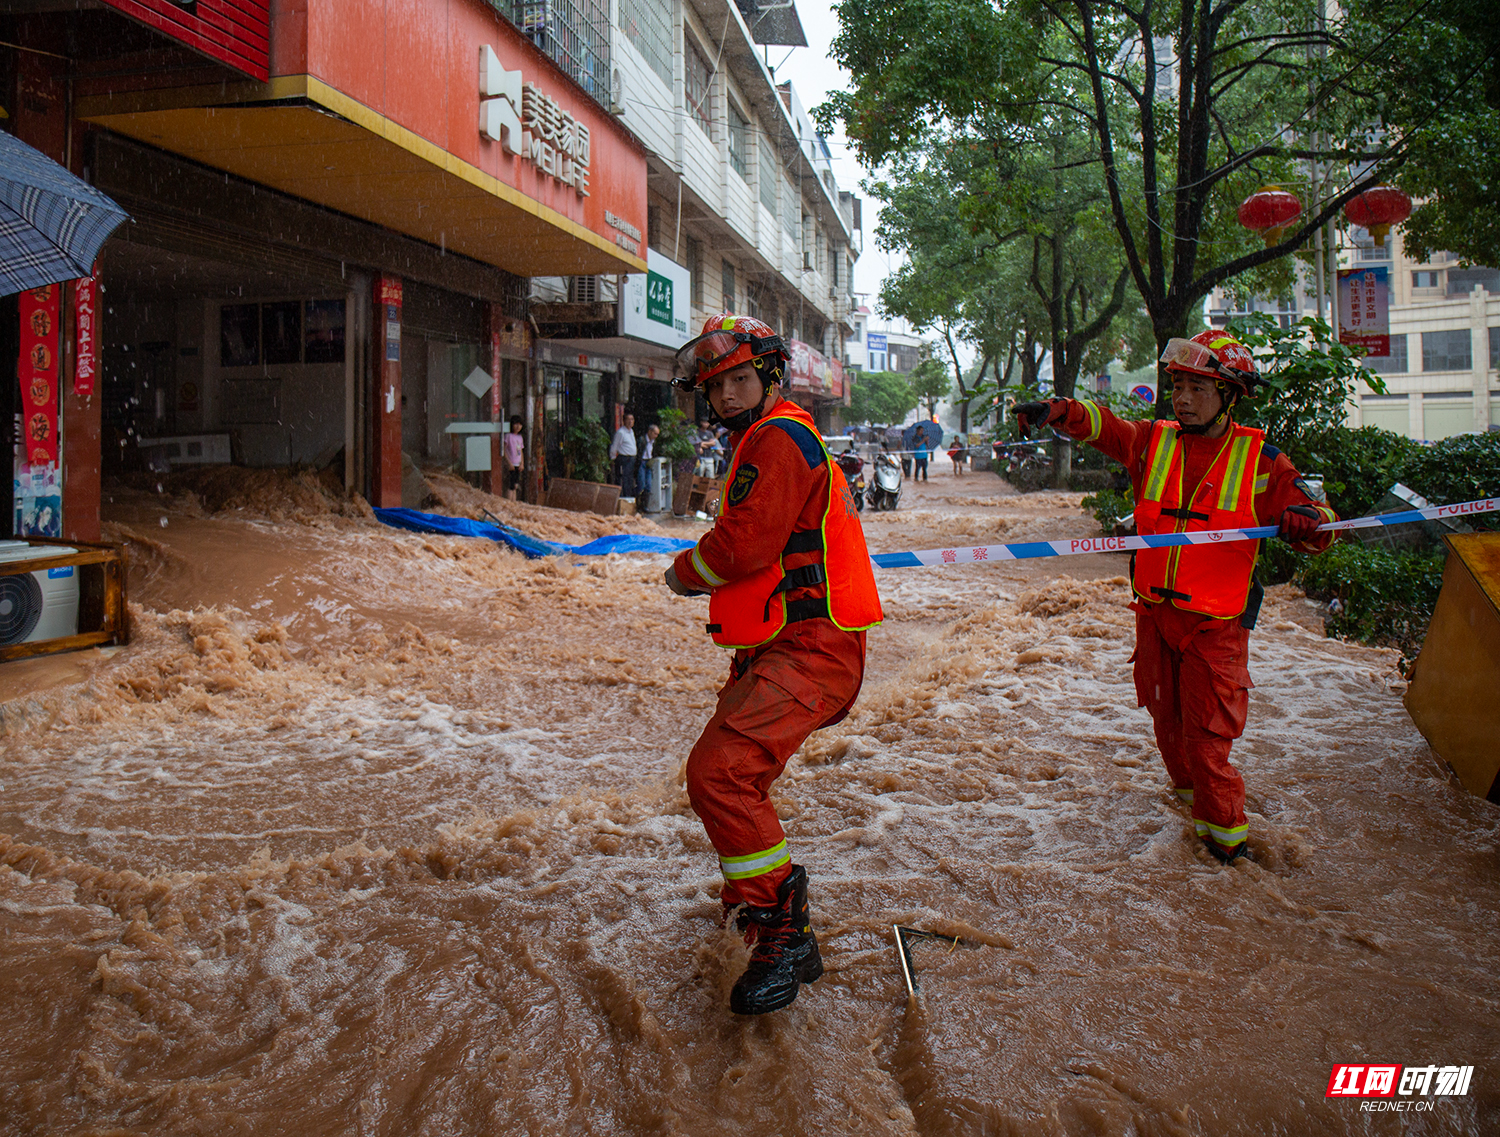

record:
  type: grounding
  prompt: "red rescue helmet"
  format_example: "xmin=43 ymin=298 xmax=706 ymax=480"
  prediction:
xmin=673 ymin=313 xmax=789 ymax=390
xmin=1159 ymin=330 xmax=1265 ymax=396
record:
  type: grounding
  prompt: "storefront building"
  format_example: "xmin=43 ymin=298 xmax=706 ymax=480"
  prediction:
xmin=526 ymin=0 xmax=860 ymax=460
xmin=4 ymin=0 xmax=647 ymax=540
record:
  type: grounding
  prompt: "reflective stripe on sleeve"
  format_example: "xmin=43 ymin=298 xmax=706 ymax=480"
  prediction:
xmin=1081 ymin=400 xmax=1103 ymax=443
xmin=691 ymin=546 xmax=726 ymax=587
xmin=719 ymin=840 xmax=791 ymax=879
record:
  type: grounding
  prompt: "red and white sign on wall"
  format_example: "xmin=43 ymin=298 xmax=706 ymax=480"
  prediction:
xmin=18 ymin=284 xmax=60 ymax=467
xmin=1338 ymin=266 xmax=1390 ymax=358
xmin=75 ymin=268 xmax=99 ymax=398
xmin=787 ymin=339 xmax=843 ymax=397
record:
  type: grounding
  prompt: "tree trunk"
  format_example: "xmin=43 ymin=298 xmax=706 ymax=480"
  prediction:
xmin=1052 ymin=437 xmax=1073 ymax=489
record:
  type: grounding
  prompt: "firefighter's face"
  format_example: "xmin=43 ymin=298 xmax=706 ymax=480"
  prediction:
xmin=704 ymin=364 xmax=764 ymax=421
xmin=1171 ymin=372 xmax=1226 ymax=430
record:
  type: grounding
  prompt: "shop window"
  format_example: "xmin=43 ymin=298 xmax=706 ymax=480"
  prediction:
xmin=1362 ymin=333 xmax=1407 ymax=374
xmin=1422 ymin=328 xmax=1472 ymax=372
xmin=728 ymin=102 xmax=748 ymax=178
xmin=262 ymin=301 xmax=301 ymax=366
xmin=304 ymin=300 xmax=346 ymax=364
xmin=684 ymin=35 xmax=713 ymax=135
xmin=758 ymin=126 xmax=778 ymax=214
xmin=618 ymin=0 xmax=672 ymax=87
xmin=220 ymin=304 xmax=260 ymax=367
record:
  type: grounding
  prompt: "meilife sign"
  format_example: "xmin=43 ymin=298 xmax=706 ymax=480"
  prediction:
xmin=619 ymin=248 xmax=691 ymax=350
xmin=480 ymin=45 xmax=590 ymax=197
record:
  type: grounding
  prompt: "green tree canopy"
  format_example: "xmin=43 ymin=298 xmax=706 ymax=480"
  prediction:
xmin=848 ymin=369 xmax=917 ymax=424
xmin=822 ymin=0 xmax=1499 ymax=376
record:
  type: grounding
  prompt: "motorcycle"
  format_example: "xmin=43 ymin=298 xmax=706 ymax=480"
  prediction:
xmin=868 ymin=451 xmax=903 ymax=511
xmin=834 ymin=449 xmax=866 ymax=511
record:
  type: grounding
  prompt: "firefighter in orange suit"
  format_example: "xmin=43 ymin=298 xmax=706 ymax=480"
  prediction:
xmin=1015 ymin=330 xmax=1338 ymax=864
xmin=663 ymin=313 xmax=883 ymax=1014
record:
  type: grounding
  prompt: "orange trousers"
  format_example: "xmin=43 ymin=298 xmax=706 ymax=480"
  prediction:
xmin=1131 ymin=602 xmax=1252 ymax=852
xmin=685 ymin=620 xmax=866 ymax=908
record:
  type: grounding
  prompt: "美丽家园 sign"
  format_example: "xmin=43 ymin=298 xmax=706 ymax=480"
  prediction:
xmin=620 ymin=248 xmax=690 ymax=350
xmin=480 ymin=45 xmax=590 ymax=197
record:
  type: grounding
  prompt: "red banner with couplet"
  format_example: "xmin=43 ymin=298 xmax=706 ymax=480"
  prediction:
xmin=17 ymin=283 xmax=61 ymax=467
xmin=75 ymin=268 xmax=99 ymax=397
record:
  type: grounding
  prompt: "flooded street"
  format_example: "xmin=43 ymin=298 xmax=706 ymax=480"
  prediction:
xmin=2 ymin=465 xmax=1496 ymax=1135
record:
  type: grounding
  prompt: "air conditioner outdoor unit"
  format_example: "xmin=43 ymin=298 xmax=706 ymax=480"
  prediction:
xmin=0 ymin=542 xmax=81 ymax=645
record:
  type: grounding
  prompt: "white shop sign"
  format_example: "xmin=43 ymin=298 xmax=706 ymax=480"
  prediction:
xmin=619 ymin=248 xmax=691 ymax=350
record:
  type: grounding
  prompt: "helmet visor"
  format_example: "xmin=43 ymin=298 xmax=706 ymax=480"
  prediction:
xmin=673 ymin=329 xmax=785 ymax=383
xmin=1159 ymin=337 xmax=1222 ymax=374
xmin=1159 ymin=337 xmax=1259 ymax=388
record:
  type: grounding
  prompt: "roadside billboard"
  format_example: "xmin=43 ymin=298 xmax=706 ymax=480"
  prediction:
xmin=619 ymin=248 xmax=691 ymax=350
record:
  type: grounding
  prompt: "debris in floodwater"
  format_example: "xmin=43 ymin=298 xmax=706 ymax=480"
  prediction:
xmin=893 ymin=924 xmax=965 ymax=1001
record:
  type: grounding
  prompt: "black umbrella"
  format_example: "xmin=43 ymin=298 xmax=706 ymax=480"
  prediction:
xmin=0 ymin=131 xmax=129 ymax=297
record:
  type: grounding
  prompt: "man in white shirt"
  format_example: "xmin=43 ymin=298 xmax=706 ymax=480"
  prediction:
xmin=609 ymin=412 xmax=639 ymax=498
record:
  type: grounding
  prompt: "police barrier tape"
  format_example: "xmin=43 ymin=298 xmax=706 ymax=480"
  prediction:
xmin=868 ymin=497 xmax=1500 ymax=569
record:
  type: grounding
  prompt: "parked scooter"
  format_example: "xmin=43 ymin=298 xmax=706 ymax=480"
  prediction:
xmin=869 ymin=450 xmax=903 ymax=511
xmin=834 ymin=449 xmax=866 ymax=511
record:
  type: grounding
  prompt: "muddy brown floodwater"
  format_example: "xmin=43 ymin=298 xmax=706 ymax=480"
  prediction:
xmin=2 ymin=464 xmax=1496 ymax=1136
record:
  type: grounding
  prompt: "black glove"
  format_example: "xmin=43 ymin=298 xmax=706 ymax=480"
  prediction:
xmin=1013 ymin=400 xmax=1058 ymax=439
xmin=1278 ymin=504 xmax=1322 ymax=544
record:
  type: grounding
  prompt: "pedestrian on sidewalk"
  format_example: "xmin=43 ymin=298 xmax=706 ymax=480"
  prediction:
xmin=663 ymin=313 xmax=883 ymax=1016
xmin=913 ymin=438 xmax=930 ymax=482
xmin=1014 ymin=330 xmax=1339 ymax=864
xmin=610 ymin=412 xmax=639 ymax=499
xmin=501 ymin=415 xmax=525 ymax=501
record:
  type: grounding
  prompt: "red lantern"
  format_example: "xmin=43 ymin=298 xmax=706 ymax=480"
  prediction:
xmin=1237 ymin=185 xmax=1303 ymax=246
xmin=1344 ymin=184 xmax=1413 ymax=245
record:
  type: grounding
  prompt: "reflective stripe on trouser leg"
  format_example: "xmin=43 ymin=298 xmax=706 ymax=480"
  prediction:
xmin=1175 ymin=787 xmax=1194 ymax=805
xmin=720 ymin=840 xmax=791 ymax=880
xmin=1195 ymin=817 xmax=1249 ymax=847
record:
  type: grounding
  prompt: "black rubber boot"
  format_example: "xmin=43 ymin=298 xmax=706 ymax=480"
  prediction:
xmin=1204 ymin=837 xmax=1253 ymax=864
xmin=729 ymin=864 xmax=823 ymax=1015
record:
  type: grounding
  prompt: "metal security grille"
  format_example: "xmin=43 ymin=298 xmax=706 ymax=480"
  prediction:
xmin=684 ymin=35 xmax=713 ymax=135
xmin=490 ymin=0 xmax=610 ymax=104
xmin=618 ymin=0 xmax=672 ymax=87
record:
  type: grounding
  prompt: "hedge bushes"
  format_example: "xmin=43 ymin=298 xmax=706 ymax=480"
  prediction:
xmin=1297 ymin=543 xmax=1447 ymax=663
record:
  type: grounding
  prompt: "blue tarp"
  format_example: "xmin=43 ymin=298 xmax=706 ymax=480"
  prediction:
xmin=373 ymin=507 xmax=694 ymax=560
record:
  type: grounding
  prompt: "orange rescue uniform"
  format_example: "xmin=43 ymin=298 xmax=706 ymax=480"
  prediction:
xmin=1054 ymin=399 xmax=1337 ymax=853
xmin=674 ymin=396 xmax=882 ymax=907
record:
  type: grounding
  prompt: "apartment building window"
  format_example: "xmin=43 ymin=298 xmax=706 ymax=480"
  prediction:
xmin=727 ymin=102 xmax=748 ymax=178
xmin=618 ymin=0 xmax=672 ymax=87
xmin=828 ymin=243 xmax=839 ymax=288
xmin=1363 ymin=333 xmax=1408 ymax=374
xmin=686 ymin=236 xmax=704 ymax=305
xmin=1351 ymin=225 xmax=1393 ymax=263
xmin=758 ymin=128 xmax=778 ymax=213
xmin=684 ymin=35 xmax=713 ymax=135
xmin=784 ymin=190 xmax=799 ymax=245
xmin=1413 ymin=270 xmax=1441 ymax=289
xmin=1490 ymin=326 xmax=1500 ymax=370
xmin=721 ymin=260 xmax=735 ymax=310
xmin=1422 ymin=328 xmax=1472 ymax=372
